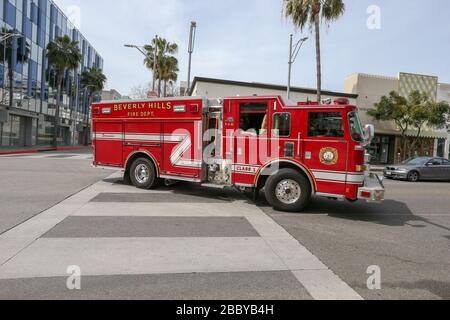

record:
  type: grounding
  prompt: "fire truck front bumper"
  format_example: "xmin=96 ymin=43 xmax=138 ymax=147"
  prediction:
xmin=357 ymin=173 xmax=385 ymax=203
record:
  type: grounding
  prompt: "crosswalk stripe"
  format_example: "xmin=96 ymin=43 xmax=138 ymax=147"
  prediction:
xmin=0 ymin=238 xmax=287 ymax=279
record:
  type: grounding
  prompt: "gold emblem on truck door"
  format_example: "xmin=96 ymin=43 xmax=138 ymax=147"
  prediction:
xmin=320 ymin=148 xmax=339 ymax=165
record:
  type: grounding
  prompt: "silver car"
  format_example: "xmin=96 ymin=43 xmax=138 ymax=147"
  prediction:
xmin=384 ymin=157 xmax=450 ymax=182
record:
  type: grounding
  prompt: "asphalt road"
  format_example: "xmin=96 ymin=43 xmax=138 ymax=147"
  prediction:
xmin=258 ymin=179 xmax=450 ymax=300
xmin=0 ymin=152 xmax=449 ymax=300
xmin=0 ymin=150 xmax=110 ymax=234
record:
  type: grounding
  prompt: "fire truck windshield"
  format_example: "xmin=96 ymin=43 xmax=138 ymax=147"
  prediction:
xmin=348 ymin=111 xmax=364 ymax=142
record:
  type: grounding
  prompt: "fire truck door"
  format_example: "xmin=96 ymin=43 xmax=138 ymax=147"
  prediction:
xmin=94 ymin=122 xmax=124 ymax=167
xmin=162 ymin=121 xmax=203 ymax=180
xmin=303 ymin=111 xmax=348 ymax=195
xmin=232 ymin=100 xmax=270 ymax=185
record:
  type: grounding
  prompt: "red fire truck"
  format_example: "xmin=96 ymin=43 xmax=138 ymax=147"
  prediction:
xmin=92 ymin=95 xmax=385 ymax=212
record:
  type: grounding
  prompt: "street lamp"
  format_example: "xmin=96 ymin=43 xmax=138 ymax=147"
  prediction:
xmin=287 ymin=34 xmax=308 ymax=100
xmin=124 ymin=35 xmax=159 ymax=95
xmin=124 ymin=44 xmax=147 ymax=57
xmin=186 ymin=21 xmax=197 ymax=96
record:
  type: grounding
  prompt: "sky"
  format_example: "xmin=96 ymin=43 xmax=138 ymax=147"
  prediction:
xmin=52 ymin=0 xmax=450 ymax=97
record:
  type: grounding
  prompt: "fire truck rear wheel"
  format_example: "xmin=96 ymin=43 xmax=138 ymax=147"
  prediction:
xmin=130 ymin=158 xmax=157 ymax=190
xmin=265 ymin=169 xmax=311 ymax=212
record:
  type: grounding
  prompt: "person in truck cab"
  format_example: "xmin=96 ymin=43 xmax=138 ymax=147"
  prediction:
xmin=238 ymin=116 xmax=258 ymax=136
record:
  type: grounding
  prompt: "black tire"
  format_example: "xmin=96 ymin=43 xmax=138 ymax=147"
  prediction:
xmin=129 ymin=157 xmax=157 ymax=189
xmin=407 ymin=171 xmax=420 ymax=183
xmin=264 ymin=168 xmax=312 ymax=212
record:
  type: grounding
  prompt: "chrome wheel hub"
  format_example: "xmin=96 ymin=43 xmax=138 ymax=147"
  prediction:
xmin=275 ymin=179 xmax=301 ymax=205
xmin=135 ymin=164 xmax=150 ymax=184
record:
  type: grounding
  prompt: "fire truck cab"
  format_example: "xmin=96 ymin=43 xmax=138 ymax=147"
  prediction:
xmin=92 ymin=95 xmax=385 ymax=212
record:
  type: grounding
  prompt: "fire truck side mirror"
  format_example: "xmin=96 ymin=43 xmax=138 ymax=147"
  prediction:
xmin=364 ymin=124 xmax=375 ymax=143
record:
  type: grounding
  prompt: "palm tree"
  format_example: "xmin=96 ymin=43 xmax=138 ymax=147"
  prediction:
xmin=0 ymin=28 xmax=30 ymax=108
xmin=160 ymin=56 xmax=179 ymax=97
xmin=80 ymin=66 xmax=107 ymax=145
xmin=47 ymin=35 xmax=81 ymax=147
xmin=143 ymin=38 xmax=178 ymax=97
xmin=80 ymin=66 xmax=107 ymax=105
xmin=284 ymin=0 xmax=345 ymax=102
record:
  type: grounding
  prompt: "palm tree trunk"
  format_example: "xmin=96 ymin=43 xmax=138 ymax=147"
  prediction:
xmin=163 ymin=81 xmax=167 ymax=97
xmin=314 ymin=15 xmax=322 ymax=103
xmin=85 ymin=94 xmax=93 ymax=146
xmin=158 ymin=79 xmax=162 ymax=98
xmin=53 ymin=70 xmax=64 ymax=148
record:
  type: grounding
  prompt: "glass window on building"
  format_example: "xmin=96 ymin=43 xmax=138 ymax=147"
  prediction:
xmin=0 ymin=0 xmax=4 ymax=20
xmin=368 ymin=135 xmax=393 ymax=165
xmin=437 ymin=139 xmax=446 ymax=158
xmin=38 ymin=115 xmax=54 ymax=146
xmin=31 ymin=117 xmax=37 ymax=145
xmin=16 ymin=8 xmax=23 ymax=33
xmin=10 ymin=115 xmax=22 ymax=147
xmin=1 ymin=117 xmax=11 ymax=146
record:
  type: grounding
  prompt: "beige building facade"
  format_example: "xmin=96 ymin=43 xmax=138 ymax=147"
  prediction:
xmin=101 ymin=89 xmax=122 ymax=102
xmin=344 ymin=73 xmax=450 ymax=163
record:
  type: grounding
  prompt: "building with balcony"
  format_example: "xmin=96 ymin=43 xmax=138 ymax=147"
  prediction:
xmin=0 ymin=0 xmax=104 ymax=149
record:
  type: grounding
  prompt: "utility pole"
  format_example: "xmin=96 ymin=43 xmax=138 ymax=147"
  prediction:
xmin=287 ymin=34 xmax=308 ymax=100
xmin=152 ymin=34 xmax=159 ymax=94
xmin=187 ymin=21 xmax=197 ymax=96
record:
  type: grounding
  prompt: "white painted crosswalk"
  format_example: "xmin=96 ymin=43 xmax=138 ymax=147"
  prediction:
xmin=0 ymin=171 xmax=363 ymax=300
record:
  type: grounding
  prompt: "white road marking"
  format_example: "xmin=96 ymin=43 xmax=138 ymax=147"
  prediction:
xmin=0 ymin=238 xmax=287 ymax=279
xmin=293 ymin=270 xmax=363 ymax=300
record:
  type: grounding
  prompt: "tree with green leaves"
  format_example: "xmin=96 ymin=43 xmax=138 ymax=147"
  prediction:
xmin=47 ymin=35 xmax=81 ymax=147
xmin=368 ymin=90 xmax=450 ymax=160
xmin=159 ymin=56 xmax=179 ymax=97
xmin=143 ymin=38 xmax=178 ymax=97
xmin=0 ymin=28 xmax=30 ymax=108
xmin=81 ymin=66 xmax=107 ymax=105
xmin=80 ymin=66 xmax=107 ymax=145
xmin=283 ymin=0 xmax=345 ymax=102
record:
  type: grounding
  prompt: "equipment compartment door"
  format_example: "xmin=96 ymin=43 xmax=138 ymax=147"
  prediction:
xmin=94 ymin=122 xmax=124 ymax=167
xmin=162 ymin=121 xmax=203 ymax=180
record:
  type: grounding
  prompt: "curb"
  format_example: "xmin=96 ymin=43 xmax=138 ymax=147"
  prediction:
xmin=0 ymin=146 xmax=92 ymax=156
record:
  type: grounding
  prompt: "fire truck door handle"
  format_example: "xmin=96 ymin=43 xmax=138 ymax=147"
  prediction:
xmin=297 ymin=133 xmax=301 ymax=156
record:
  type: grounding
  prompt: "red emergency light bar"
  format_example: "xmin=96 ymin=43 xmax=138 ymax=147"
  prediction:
xmin=297 ymin=98 xmax=350 ymax=106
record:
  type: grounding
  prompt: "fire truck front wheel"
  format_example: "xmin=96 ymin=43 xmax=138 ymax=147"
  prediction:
xmin=265 ymin=169 xmax=311 ymax=212
xmin=130 ymin=158 xmax=157 ymax=190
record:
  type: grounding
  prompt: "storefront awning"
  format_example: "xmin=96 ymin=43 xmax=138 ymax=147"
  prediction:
xmin=405 ymin=130 xmax=449 ymax=139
